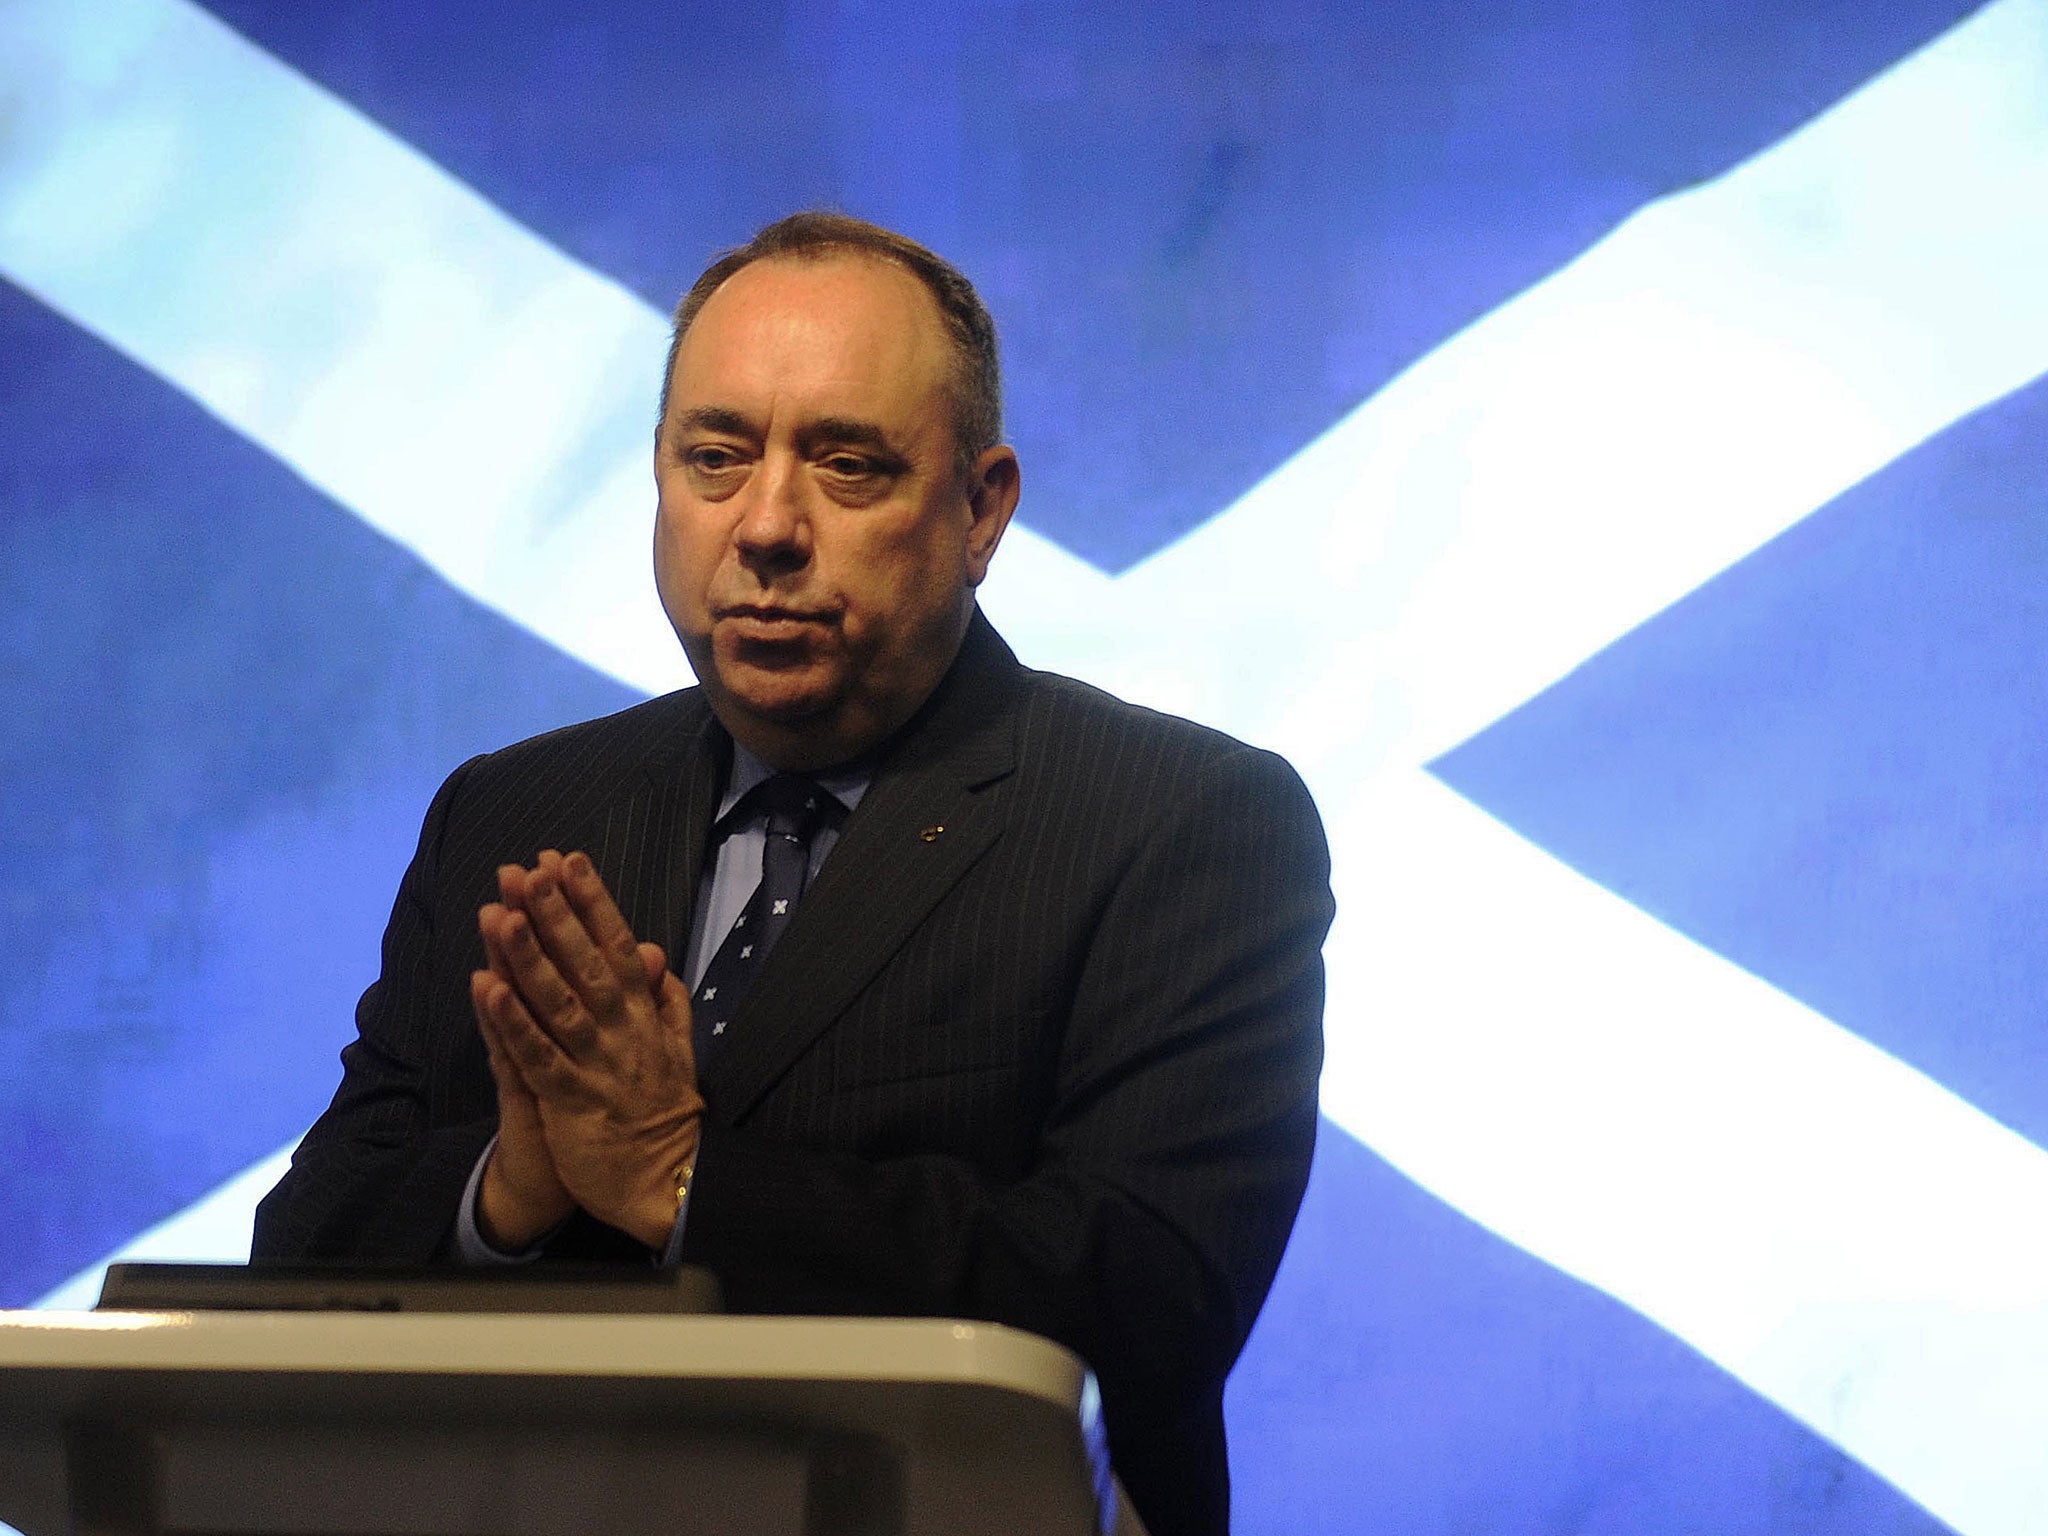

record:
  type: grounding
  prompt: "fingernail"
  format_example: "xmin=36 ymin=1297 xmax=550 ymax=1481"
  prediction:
xmin=566 ymin=851 xmax=592 ymax=878
xmin=529 ymin=873 xmax=554 ymax=900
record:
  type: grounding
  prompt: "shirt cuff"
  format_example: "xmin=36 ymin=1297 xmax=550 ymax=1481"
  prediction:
xmin=453 ymin=1135 xmax=550 ymax=1264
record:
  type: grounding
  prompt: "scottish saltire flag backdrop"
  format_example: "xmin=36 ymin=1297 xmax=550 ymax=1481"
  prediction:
xmin=5 ymin=0 xmax=2048 ymax=1529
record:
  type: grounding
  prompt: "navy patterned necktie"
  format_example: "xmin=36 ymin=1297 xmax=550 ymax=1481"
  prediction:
xmin=692 ymin=773 xmax=839 ymax=1063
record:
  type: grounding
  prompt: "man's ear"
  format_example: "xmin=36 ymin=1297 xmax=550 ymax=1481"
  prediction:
xmin=963 ymin=445 xmax=1021 ymax=587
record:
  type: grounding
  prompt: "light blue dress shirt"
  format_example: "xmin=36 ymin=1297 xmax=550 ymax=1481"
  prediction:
xmin=456 ymin=741 xmax=870 ymax=1263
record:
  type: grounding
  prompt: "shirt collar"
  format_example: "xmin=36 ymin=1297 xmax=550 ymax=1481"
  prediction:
xmin=717 ymin=740 xmax=873 ymax=824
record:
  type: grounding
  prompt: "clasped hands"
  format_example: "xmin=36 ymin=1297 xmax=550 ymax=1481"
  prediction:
xmin=470 ymin=849 xmax=702 ymax=1252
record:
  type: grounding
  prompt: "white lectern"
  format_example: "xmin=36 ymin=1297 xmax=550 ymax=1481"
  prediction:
xmin=0 ymin=1311 xmax=1139 ymax=1535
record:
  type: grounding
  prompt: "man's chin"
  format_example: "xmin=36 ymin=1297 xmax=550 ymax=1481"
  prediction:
xmin=713 ymin=666 xmax=842 ymax=729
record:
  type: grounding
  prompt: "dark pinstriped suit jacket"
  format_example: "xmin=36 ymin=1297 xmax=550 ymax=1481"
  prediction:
xmin=253 ymin=612 xmax=1333 ymax=1536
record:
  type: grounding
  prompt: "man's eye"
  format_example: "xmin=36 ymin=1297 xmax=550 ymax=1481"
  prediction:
xmin=688 ymin=445 xmax=742 ymax=472
xmin=821 ymin=455 xmax=875 ymax=479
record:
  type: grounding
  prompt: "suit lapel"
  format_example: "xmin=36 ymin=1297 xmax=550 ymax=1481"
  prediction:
xmin=571 ymin=693 xmax=727 ymax=966
xmin=704 ymin=614 xmax=1023 ymax=1119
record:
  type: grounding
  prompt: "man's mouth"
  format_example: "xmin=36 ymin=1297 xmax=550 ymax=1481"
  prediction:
xmin=717 ymin=605 xmax=837 ymax=641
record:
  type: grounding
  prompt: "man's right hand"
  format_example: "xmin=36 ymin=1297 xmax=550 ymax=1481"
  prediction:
xmin=472 ymin=970 xmax=575 ymax=1251
xmin=470 ymin=860 xmax=578 ymax=1251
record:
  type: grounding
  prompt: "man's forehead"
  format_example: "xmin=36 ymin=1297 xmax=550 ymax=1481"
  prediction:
xmin=669 ymin=252 xmax=952 ymax=426
xmin=687 ymin=252 xmax=943 ymax=357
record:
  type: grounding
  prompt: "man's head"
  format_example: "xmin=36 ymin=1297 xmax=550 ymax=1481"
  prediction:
xmin=653 ymin=214 xmax=1021 ymax=771
xmin=662 ymin=212 xmax=1003 ymax=482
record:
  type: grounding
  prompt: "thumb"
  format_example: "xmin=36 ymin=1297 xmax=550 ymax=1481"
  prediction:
xmin=655 ymin=968 xmax=698 ymax=1052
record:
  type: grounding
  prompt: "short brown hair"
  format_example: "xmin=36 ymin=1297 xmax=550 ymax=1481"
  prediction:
xmin=659 ymin=211 xmax=1003 ymax=480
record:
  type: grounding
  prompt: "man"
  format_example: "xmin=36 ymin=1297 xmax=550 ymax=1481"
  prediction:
xmin=254 ymin=212 xmax=1333 ymax=1536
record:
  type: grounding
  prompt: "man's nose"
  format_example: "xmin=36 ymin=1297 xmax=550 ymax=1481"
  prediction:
xmin=732 ymin=453 xmax=810 ymax=572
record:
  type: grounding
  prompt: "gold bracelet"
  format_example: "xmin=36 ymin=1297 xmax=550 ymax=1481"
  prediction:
xmin=672 ymin=1156 xmax=695 ymax=1211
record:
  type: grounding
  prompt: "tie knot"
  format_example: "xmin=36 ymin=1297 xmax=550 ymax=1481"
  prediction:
xmin=739 ymin=772 xmax=836 ymax=843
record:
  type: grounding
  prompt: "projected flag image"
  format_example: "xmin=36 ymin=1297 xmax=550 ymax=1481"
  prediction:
xmin=4 ymin=1 xmax=2046 ymax=1532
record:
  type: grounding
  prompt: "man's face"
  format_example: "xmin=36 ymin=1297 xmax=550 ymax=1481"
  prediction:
xmin=654 ymin=254 xmax=1017 ymax=770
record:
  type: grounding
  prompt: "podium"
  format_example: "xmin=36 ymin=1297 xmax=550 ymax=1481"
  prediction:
xmin=0 ymin=1310 xmax=1137 ymax=1535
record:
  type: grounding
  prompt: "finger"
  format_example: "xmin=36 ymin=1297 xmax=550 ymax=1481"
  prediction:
xmin=558 ymin=851 xmax=646 ymax=981
xmin=529 ymin=849 xmax=573 ymax=907
xmin=470 ymin=968 xmax=525 ymax=1078
xmin=656 ymin=967 xmax=697 ymax=1037
xmin=472 ymin=965 xmax=580 ymax=1097
xmin=479 ymin=903 xmax=531 ymax=995
xmin=521 ymin=865 xmax=626 ymax=1019
xmin=479 ymin=901 xmax=517 ymax=973
xmin=497 ymin=861 xmax=524 ymax=901
xmin=486 ymin=902 xmax=599 ymax=1050
xmin=636 ymin=941 xmax=667 ymax=989
xmin=471 ymin=971 xmax=533 ymax=1092
xmin=654 ymin=963 xmax=690 ymax=1016
xmin=471 ymin=969 xmax=505 ymax=1053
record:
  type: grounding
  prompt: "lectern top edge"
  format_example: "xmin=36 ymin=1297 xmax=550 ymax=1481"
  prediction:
xmin=0 ymin=1309 xmax=1093 ymax=1411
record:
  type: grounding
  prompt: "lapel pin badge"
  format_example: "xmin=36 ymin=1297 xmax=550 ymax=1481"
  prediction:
xmin=919 ymin=824 xmax=945 ymax=842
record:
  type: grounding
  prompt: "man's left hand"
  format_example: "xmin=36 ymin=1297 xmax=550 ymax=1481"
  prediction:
xmin=473 ymin=849 xmax=704 ymax=1249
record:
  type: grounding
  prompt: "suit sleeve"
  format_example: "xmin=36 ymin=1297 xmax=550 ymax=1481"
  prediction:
xmin=676 ymin=744 xmax=1333 ymax=1532
xmin=250 ymin=757 xmax=500 ymax=1262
